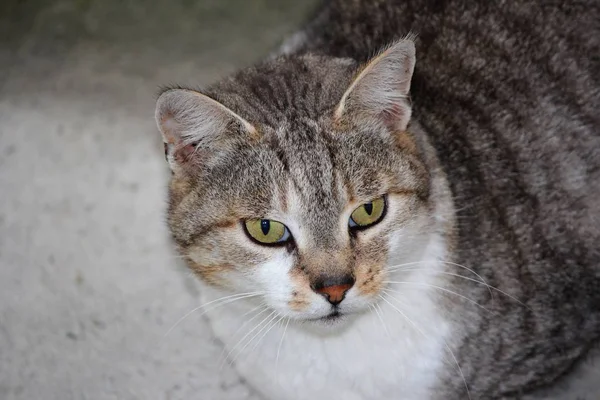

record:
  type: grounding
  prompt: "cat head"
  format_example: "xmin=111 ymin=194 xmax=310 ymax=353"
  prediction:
xmin=155 ymin=39 xmax=450 ymax=328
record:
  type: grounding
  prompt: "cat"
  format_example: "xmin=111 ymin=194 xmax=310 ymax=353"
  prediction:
xmin=154 ymin=0 xmax=600 ymax=399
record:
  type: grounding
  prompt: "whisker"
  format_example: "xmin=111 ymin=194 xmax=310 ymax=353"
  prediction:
xmin=383 ymin=282 xmax=493 ymax=314
xmin=164 ymin=291 xmax=264 ymax=337
xmin=372 ymin=303 xmax=391 ymax=339
xmin=232 ymin=304 xmax=271 ymax=338
xmin=251 ymin=315 xmax=283 ymax=353
xmin=379 ymin=294 xmax=426 ymax=337
xmin=275 ymin=317 xmax=290 ymax=381
xmin=224 ymin=310 xmax=277 ymax=365
xmin=441 ymin=339 xmax=471 ymax=400
xmin=387 ymin=259 xmax=495 ymax=305
xmin=386 ymin=260 xmax=438 ymax=272
xmin=395 ymin=268 xmax=531 ymax=310
xmin=380 ymin=293 xmax=471 ymax=400
xmin=389 ymin=259 xmax=531 ymax=310
xmin=224 ymin=309 xmax=277 ymax=366
xmin=218 ymin=304 xmax=269 ymax=364
xmin=229 ymin=311 xmax=280 ymax=366
xmin=439 ymin=261 xmax=495 ymax=303
xmin=395 ymin=268 xmax=494 ymax=302
xmin=368 ymin=304 xmax=376 ymax=322
xmin=389 ymin=260 xmax=490 ymax=293
xmin=379 ymin=290 xmax=427 ymax=350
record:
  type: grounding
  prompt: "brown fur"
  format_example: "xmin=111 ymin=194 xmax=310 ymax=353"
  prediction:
xmin=155 ymin=1 xmax=600 ymax=396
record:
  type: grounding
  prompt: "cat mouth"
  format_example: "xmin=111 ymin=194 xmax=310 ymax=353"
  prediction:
xmin=323 ymin=310 xmax=342 ymax=320
xmin=306 ymin=310 xmax=343 ymax=323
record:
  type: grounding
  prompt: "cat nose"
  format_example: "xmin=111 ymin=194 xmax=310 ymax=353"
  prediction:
xmin=312 ymin=275 xmax=355 ymax=306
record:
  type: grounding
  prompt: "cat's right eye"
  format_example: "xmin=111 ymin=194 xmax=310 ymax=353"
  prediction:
xmin=244 ymin=219 xmax=291 ymax=245
xmin=348 ymin=196 xmax=386 ymax=230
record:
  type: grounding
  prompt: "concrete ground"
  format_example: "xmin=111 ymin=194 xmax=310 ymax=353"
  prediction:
xmin=0 ymin=1 xmax=315 ymax=399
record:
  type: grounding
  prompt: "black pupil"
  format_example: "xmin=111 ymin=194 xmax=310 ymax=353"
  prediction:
xmin=260 ymin=220 xmax=270 ymax=235
xmin=364 ymin=202 xmax=373 ymax=215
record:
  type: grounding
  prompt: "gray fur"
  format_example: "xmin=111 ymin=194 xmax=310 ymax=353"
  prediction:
xmin=279 ymin=1 xmax=600 ymax=397
xmin=156 ymin=0 xmax=600 ymax=398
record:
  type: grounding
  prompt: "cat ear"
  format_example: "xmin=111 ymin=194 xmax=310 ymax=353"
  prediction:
xmin=155 ymin=89 xmax=257 ymax=171
xmin=334 ymin=39 xmax=416 ymax=131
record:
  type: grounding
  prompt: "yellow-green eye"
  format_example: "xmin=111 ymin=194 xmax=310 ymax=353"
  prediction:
xmin=349 ymin=197 xmax=386 ymax=229
xmin=244 ymin=219 xmax=291 ymax=245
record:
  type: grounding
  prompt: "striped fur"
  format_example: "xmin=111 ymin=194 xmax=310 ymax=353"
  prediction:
xmin=156 ymin=1 xmax=600 ymax=398
xmin=283 ymin=0 xmax=600 ymax=398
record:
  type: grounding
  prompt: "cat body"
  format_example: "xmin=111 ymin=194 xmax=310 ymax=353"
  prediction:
xmin=155 ymin=0 xmax=600 ymax=398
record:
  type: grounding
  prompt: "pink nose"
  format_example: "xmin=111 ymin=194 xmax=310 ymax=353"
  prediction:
xmin=313 ymin=275 xmax=355 ymax=305
xmin=315 ymin=284 xmax=352 ymax=305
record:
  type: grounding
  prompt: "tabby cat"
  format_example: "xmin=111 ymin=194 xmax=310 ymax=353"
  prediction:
xmin=154 ymin=0 xmax=600 ymax=398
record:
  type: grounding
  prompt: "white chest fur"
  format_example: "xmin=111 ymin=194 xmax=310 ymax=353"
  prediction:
xmin=203 ymin=276 xmax=451 ymax=400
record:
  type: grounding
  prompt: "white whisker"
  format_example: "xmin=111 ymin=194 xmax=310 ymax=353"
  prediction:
xmin=224 ymin=310 xmax=277 ymax=367
xmin=389 ymin=258 xmax=531 ymax=310
xmin=372 ymin=303 xmax=391 ymax=339
xmin=395 ymin=268 xmax=531 ymax=310
xmin=218 ymin=304 xmax=269 ymax=364
xmin=381 ymin=293 xmax=471 ymax=400
xmin=386 ymin=260 xmax=437 ymax=272
xmin=232 ymin=304 xmax=270 ymax=338
xmin=229 ymin=311 xmax=280 ymax=366
xmin=275 ymin=317 xmax=290 ymax=381
xmin=251 ymin=315 xmax=283 ymax=353
xmin=389 ymin=260 xmax=490 ymax=294
xmin=383 ymin=282 xmax=492 ymax=314
xmin=440 ymin=339 xmax=472 ymax=400
xmin=395 ymin=267 xmax=494 ymax=302
xmin=439 ymin=261 xmax=492 ymax=293
xmin=440 ymin=261 xmax=495 ymax=303
xmin=379 ymin=294 xmax=426 ymax=337
xmin=164 ymin=291 xmax=264 ymax=337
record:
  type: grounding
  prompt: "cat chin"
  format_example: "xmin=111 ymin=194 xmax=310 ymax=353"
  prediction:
xmin=297 ymin=311 xmax=359 ymax=336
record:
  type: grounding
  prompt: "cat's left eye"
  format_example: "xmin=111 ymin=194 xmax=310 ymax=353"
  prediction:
xmin=349 ymin=196 xmax=386 ymax=229
xmin=244 ymin=219 xmax=291 ymax=245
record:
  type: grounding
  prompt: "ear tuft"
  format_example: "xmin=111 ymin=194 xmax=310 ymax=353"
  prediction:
xmin=335 ymin=39 xmax=416 ymax=131
xmin=155 ymin=89 xmax=257 ymax=171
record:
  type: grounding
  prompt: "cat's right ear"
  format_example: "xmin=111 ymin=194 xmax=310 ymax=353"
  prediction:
xmin=334 ymin=38 xmax=416 ymax=132
xmin=155 ymin=89 xmax=257 ymax=172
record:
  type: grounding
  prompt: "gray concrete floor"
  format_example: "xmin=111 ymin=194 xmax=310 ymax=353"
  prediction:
xmin=0 ymin=1 xmax=315 ymax=399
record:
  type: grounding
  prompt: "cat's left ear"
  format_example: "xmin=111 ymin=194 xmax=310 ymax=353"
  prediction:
xmin=335 ymin=39 xmax=415 ymax=131
xmin=155 ymin=88 xmax=258 ymax=172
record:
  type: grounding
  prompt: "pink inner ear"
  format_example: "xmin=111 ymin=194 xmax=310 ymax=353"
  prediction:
xmin=161 ymin=113 xmax=182 ymax=145
xmin=381 ymin=103 xmax=410 ymax=131
xmin=174 ymin=143 xmax=198 ymax=164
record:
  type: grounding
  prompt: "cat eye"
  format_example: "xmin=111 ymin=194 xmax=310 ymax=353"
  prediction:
xmin=244 ymin=219 xmax=291 ymax=245
xmin=349 ymin=196 xmax=386 ymax=229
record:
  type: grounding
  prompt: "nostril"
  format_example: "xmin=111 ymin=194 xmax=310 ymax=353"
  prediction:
xmin=313 ymin=275 xmax=355 ymax=305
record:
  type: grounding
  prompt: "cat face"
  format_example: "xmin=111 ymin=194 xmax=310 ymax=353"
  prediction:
xmin=156 ymin=39 xmax=440 ymax=326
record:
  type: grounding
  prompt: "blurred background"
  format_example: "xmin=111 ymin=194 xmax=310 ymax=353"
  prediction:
xmin=0 ymin=1 xmax=316 ymax=399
